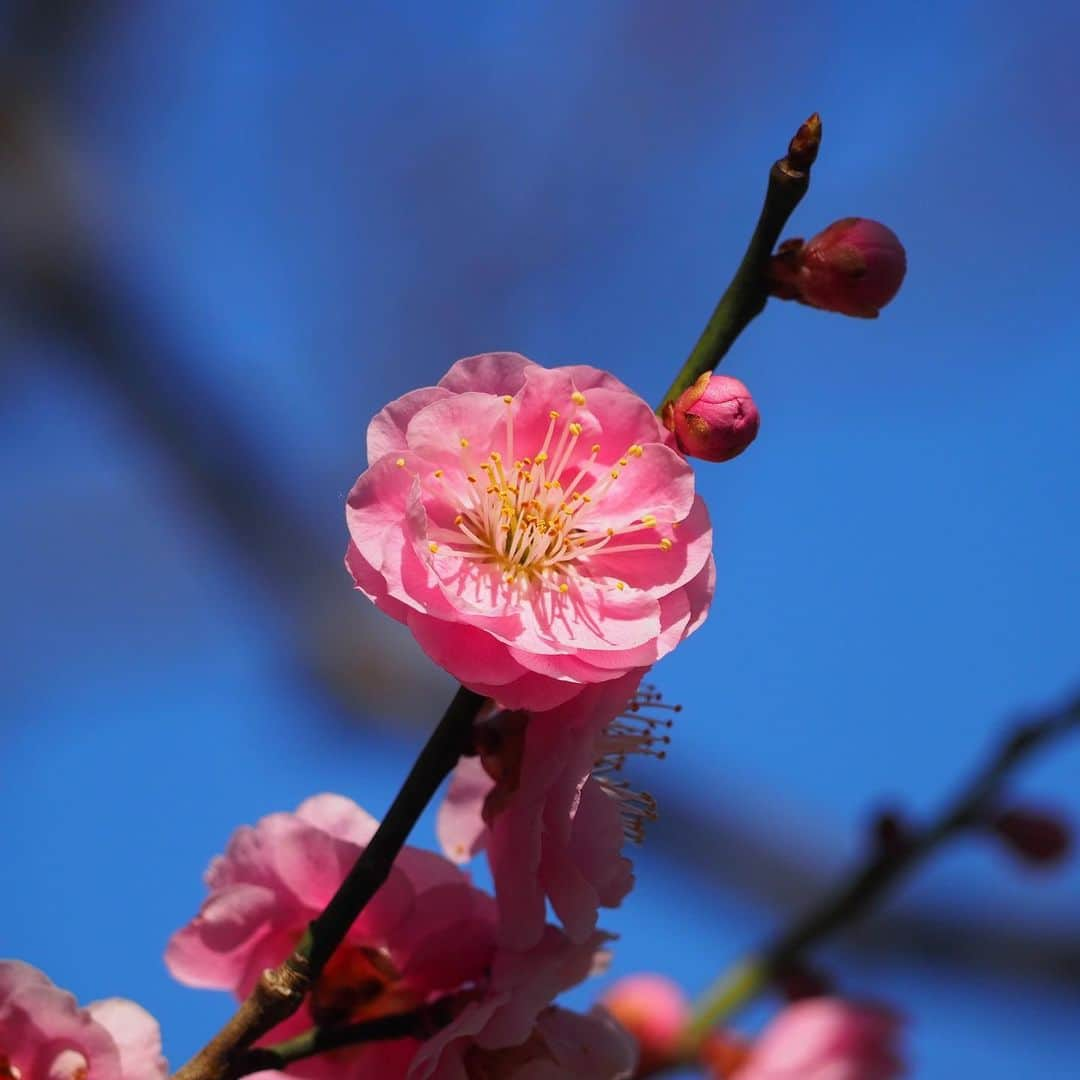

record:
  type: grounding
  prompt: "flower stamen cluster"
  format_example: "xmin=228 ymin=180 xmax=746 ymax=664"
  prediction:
xmin=414 ymin=390 xmax=669 ymax=596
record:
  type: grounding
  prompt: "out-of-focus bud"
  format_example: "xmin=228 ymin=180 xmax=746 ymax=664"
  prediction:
xmin=601 ymin=974 xmax=689 ymax=1074
xmin=991 ymin=806 xmax=1071 ymax=867
xmin=668 ymin=372 xmax=760 ymax=462
xmin=769 ymin=218 xmax=906 ymax=318
xmin=732 ymin=999 xmax=904 ymax=1080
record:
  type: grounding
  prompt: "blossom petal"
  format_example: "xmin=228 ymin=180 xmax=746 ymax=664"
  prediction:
xmin=367 ymin=386 xmax=452 ymax=465
xmin=437 ymin=756 xmax=494 ymax=865
xmin=439 ymin=351 xmax=537 ymax=395
xmin=87 ymin=999 xmax=168 ymax=1079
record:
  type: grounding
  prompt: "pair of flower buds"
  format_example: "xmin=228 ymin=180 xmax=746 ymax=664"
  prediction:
xmin=669 ymin=218 xmax=906 ymax=463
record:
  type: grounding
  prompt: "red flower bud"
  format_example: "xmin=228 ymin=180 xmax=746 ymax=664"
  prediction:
xmin=670 ymin=373 xmax=760 ymax=462
xmin=991 ymin=807 xmax=1071 ymax=867
xmin=769 ymin=217 xmax=906 ymax=318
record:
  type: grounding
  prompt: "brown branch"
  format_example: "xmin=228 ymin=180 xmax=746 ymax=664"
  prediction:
xmin=172 ymin=685 xmax=486 ymax=1080
xmin=232 ymin=1004 xmax=449 ymax=1076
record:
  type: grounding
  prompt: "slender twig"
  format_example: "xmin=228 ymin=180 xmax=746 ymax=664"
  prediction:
xmin=232 ymin=1003 xmax=452 ymax=1076
xmin=172 ymin=685 xmax=485 ymax=1080
xmin=683 ymin=690 xmax=1080 ymax=1046
xmin=657 ymin=113 xmax=820 ymax=416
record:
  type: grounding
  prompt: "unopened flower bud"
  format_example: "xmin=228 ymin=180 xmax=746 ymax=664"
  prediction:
xmin=670 ymin=373 xmax=760 ymax=462
xmin=769 ymin=217 xmax=906 ymax=318
xmin=991 ymin=806 xmax=1071 ymax=867
xmin=601 ymin=974 xmax=689 ymax=1073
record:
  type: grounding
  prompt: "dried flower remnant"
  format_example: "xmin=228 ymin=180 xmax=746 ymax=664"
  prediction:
xmin=438 ymin=675 xmax=678 ymax=949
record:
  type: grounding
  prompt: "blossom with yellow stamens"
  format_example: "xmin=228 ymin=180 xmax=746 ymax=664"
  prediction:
xmin=347 ymin=352 xmax=714 ymax=710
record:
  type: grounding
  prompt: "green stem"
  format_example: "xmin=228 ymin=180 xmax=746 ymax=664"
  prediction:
xmin=657 ymin=114 xmax=821 ymax=415
xmin=234 ymin=1009 xmax=431 ymax=1075
xmin=683 ymin=692 xmax=1080 ymax=1043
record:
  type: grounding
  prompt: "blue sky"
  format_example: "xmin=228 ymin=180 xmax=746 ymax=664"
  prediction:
xmin=4 ymin=4 xmax=1079 ymax=1077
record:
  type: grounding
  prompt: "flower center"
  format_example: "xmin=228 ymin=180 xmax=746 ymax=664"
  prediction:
xmin=309 ymin=946 xmax=418 ymax=1028
xmin=416 ymin=391 xmax=674 ymax=594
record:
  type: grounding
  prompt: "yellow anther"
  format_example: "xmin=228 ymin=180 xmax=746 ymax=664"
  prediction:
xmin=659 ymin=538 xmax=673 ymax=551
xmin=671 ymin=520 xmax=681 ymax=529
xmin=559 ymin=583 xmax=569 ymax=593
xmin=454 ymin=514 xmax=464 ymax=525
xmin=543 ymin=481 xmax=554 ymax=490
xmin=490 ymin=451 xmax=501 ymax=462
xmin=606 ymin=527 xmax=615 ymax=537
xmin=549 ymin=410 xmax=560 ymax=420
xmin=467 ymin=474 xmax=478 ymax=483
xmin=569 ymin=422 xmax=582 ymax=436
xmin=459 ymin=437 xmax=470 ymax=448
xmin=610 ymin=470 xmax=620 ymax=479
xmin=534 ymin=451 xmax=548 ymax=463
xmin=628 ymin=444 xmax=644 ymax=457
xmin=571 ymin=390 xmax=587 ymax=406
xmin=434 ymin=468 xmax=444 ymax=478
xmin=395 ymin=457 xmax=406 ymax=467
xmin=616 ymin=581 xmax=626 ymax=591
xmin=641 ymin=514 xmax=657 ymax=527
xmin=591 ymin=443 xmax=601 ymax=454
xmin=583 ymin=494 xmax=592 ymax=503
xmin=428 ymin=542 xmax=439 ymax=553
xmin=502 ymin=394 xmax=513 ymax=404
xmin=619 ymin=457 xmax=629 ymax=466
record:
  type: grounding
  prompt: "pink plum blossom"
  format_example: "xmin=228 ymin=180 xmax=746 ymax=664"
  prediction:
xmin=733 ymin=998 xmax=904 ymax=1080
xmin=438 ymin=673 xmax=675 ymax=950
xmin=167 ymin=794 xmax=499 ymax=1079
xmin=167 ymin=795 xmax=626 ymax=1079
xmin=347 ymin=352 xmax=715 ymax=710
xmin=601 ymin=973 xmax=689 ymax=1074
xmin=0 ymin=960 xmax=167 ymax=1080
xmin=410 ymin=928 xmax=635 ymax=1079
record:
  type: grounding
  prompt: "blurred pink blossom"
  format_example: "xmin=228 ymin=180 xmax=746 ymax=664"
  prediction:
xmin=347 ymin=352 xmax=714 ymax=710
xmin=733 ymin=998 xmax=904 ymax=1080
xmin=0 ymin=960 xmax=166 ymax=1080
xmin=601 ymin=973 xmax=689 ymax=1074
xmin=438 ymin=674 xmax=674 ymax=949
